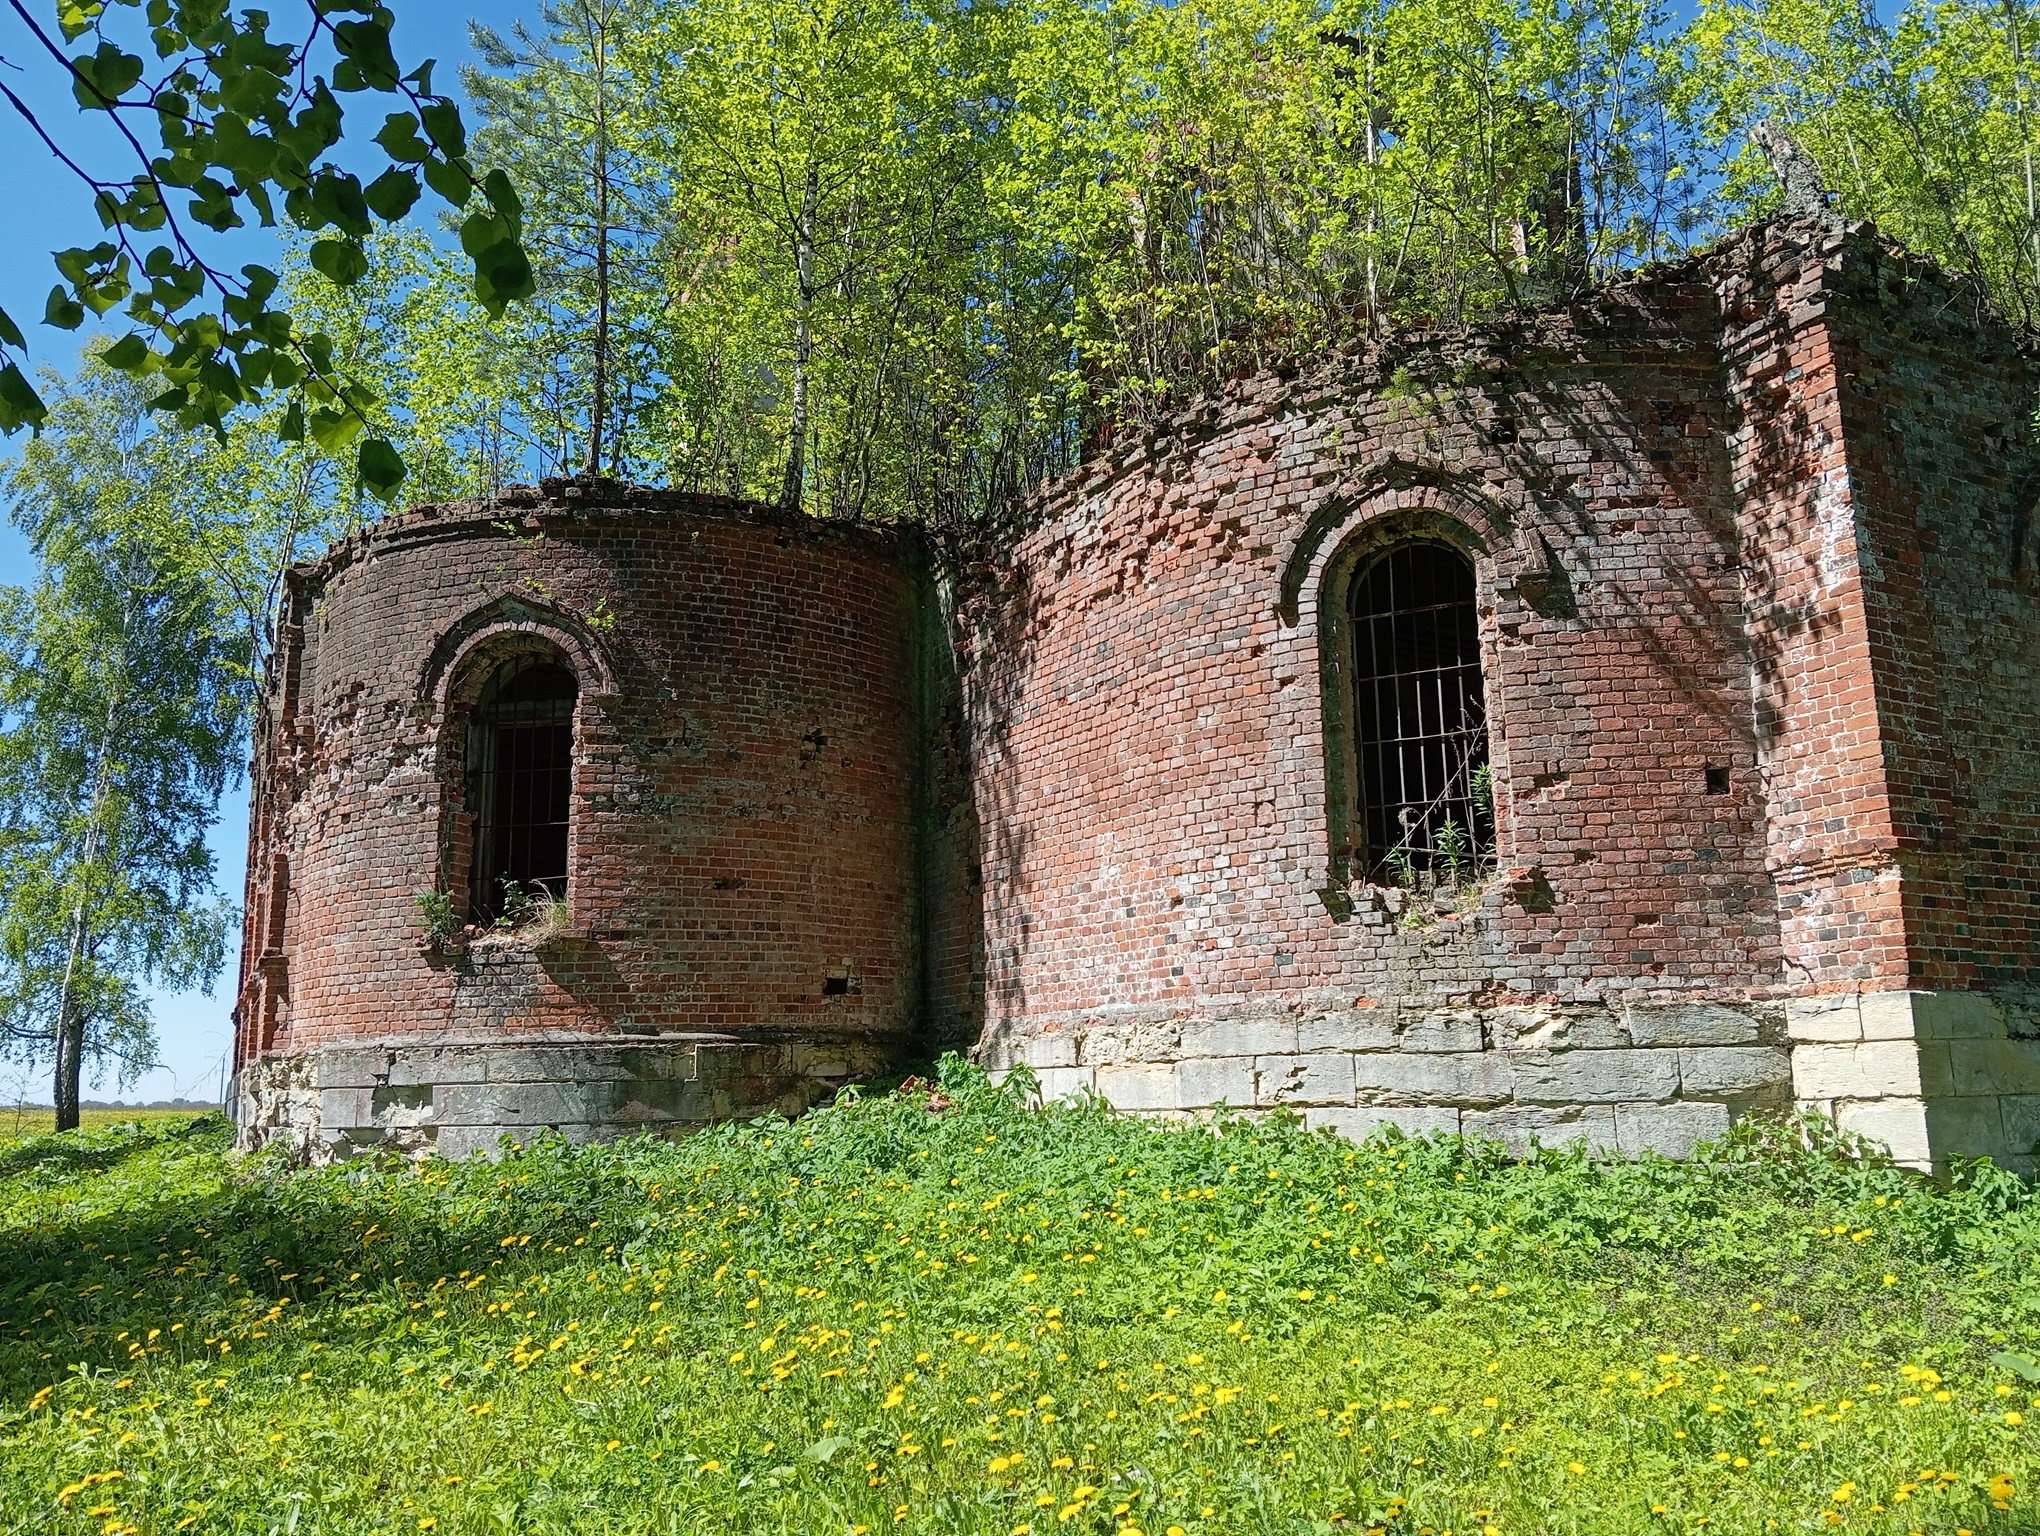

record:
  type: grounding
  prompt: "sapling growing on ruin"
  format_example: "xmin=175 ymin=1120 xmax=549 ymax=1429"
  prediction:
xmin=414 ymin=889 xmax=461 ymax=946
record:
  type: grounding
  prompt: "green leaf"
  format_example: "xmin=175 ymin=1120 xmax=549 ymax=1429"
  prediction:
xmin=0 ymin=363 xmax=47 ymax=434
xmin=310 ymin=172 xmax=372 ymax=236
xmin=72 ymin=42 xmax=144 ymax=109
xmin=481 ymin=168 xmax=523 ymax=231
xmin=363 ymin=168 xmax=421 ymax=223
xmin=308 ymin=405 xmax=364 ymax=453
xmin=57 ymin=3 xmax=104 ymax=44
xmin=471 ymin=240 xmax=536 ymax=318
xmin=279 ymin=400 xmax=305 ymax=442
xmin=43 ymin=287 xmax=85 ymax=331
xmin=240 ymin=264 xmax=281 ymax=309
xmin=420 ymin=99 xmax=468 ymax=159
xmin=101 ymin=335 xmax=151 ymax=372
xmin=374 ymin=112 xmax=432 ymax=164
xmin=1992 ymin=1349 xmax=2040 ymax=1384
xmin=0 ymin=305 xmax=23 ymax=350
xmin=332 ymin=19 xmax=401 ymax=91
xmin=421 ymin=157 xmax=472 ymax=208
xmin=358 ymin=437 xmax=406 ymax=500
xmin=804 ymin=1435 xmax=852 ymax=1463
xmin=459 ymin=211 xmax=512 ymax=259
xmin=53 ymin=242 xmax=118 ymax=286
xmin=308 ymin=240 xmax=369 ymax=287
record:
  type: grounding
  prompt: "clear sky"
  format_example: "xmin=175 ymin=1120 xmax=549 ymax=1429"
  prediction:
xmin=0 ymin=0 xmax=532 ymax=1106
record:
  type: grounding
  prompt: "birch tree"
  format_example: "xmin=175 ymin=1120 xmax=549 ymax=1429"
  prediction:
xmin=0 ymin=365 xmax=239 ymax=1129
xmin=1688 ymin=0 xmax=2040 ymax=326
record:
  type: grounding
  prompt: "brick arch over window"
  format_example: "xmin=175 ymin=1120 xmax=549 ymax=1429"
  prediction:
xmin=416 ymin=594 xmax=617 ymax=708
xmin=1298 ymin=496 xmax=1501 ymax=887
xmin=1274 ymin=462 xmax=1515 ymax=626
xmin=422 ymin=606 xmax=607 ymax=925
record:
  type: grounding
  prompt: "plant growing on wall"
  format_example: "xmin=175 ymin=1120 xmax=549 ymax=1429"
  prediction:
xmin=414 ymin=888 xmax=460 ymax=947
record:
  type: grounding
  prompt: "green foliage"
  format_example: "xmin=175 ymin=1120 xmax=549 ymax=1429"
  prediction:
xmin=1686 ymin=0 xmax=2040 ymax=328
xmin=11 ymin=0 xmax=2040 ymax=526
xmin=0 ymin=0 xmax=535 ymax=498
xmin=619 ymin=0 xmax=1060 ymax=515
xmin=1 ymin=1072 xmax=2035 ymax=1533
xmin=464 ymin=2 xmax=660 ymax=482
xmin=0 ymin=362 xmax=240 ymax=1122
xmin=413 ymin=889 xmax=459 ymax=947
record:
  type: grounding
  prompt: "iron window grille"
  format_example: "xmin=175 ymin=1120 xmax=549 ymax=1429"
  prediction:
xmin=1348 ymin=540 xmax=1493 ymax=883
xmin=468 ymin=657 xmax=577 ymax=923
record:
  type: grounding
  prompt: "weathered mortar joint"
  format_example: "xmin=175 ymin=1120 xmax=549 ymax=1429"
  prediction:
xmin=238 ymin=218 xmax=2040 ymax=1175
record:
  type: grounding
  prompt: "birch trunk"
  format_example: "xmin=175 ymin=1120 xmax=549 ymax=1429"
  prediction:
xmin=52 ymin=644 xmax=128 ymax=1133
xmin=780 ymin=159 xmax=820 ymax=513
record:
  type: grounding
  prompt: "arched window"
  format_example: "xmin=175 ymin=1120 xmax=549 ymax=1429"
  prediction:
xmin=1348 ymin=540 xmax=1492 ymax=882
xmin=467 ymin=656 xmax=577 ymax=923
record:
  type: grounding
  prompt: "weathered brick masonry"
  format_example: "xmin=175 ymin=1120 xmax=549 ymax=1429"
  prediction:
xmin=964 ymin=216 xmax=2040 ymax=1174
xmin=234 ymin=483 xmax=976 ymax=1158
xmin=236 ymin=217 xmax=2040 ymax=1173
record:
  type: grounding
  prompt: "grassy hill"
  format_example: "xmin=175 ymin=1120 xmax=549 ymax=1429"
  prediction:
xmin=0 ymin=1061 xmax=2034 ymax=1535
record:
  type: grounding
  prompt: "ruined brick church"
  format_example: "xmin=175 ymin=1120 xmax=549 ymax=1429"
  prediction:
xmin=232 ymin=215 xmax=2040 ymax=1176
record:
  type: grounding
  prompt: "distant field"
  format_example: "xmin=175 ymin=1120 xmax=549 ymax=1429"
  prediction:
xmin=0 ymin=1075 xmax=2034 ymax=1535
xmin=0 ymin=1106 xmax=215 ymax=1143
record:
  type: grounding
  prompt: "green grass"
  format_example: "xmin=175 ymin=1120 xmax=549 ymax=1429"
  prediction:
xmin=1 ymin=1061 xmax=2036 ymax=1536
xmin=0 ymin=1107 xmax=210 ymax=1144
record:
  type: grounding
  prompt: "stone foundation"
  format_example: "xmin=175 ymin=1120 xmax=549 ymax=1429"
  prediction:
xmin=1789 ymin=991 xmax=2040 ymax=1178
xmin=986 ymin=992 xmax=1792 ymax=1159
xmin=234 ymin=1034 xmax=894 ymax=1162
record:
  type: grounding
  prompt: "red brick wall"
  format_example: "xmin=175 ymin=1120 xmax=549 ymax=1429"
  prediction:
xmin=235 ymin=484 xmax=954 ymax=1078
xmin=1718 ymin=221 xmax=1916 ymax=994
xmin=961 ymin=271 xmax=1788 ymax=1049
xmin=1820 ymin=238 xmax=2040 ymax=989
xmin=234 ymin=220 xmax=2040 ymax=1165
xmin=1718 ymin=221 xmax=2040 ymax=994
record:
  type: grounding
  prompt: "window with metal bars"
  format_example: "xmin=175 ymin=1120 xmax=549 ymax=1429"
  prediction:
xmin=1347 ymin=540 xmax=1493 ymax=881
xmin=467 ymin=656 xmax=577 ymax=923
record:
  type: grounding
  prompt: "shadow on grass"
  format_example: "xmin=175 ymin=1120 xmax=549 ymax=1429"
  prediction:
xmin=0 ymin=1121 xmax=632 ymax=1409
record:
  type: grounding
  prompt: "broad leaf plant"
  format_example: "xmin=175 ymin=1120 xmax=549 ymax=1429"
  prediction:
xmin=0 ymin=0 xmax=536 ymax=499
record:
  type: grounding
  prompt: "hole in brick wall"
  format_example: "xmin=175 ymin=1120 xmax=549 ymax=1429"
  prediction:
xmin=1705 ymin=765 xmax=1731 ymax=795
xmin=822 ymin=976 xmax=851 ymax=997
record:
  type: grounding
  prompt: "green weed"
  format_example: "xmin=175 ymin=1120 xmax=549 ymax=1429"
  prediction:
xmin=0 ymin=1063 xmax=2034 ymax=1534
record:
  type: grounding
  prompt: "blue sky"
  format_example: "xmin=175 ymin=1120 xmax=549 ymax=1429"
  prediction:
xmin=0 ymin=0 xmax=530 ymax=1105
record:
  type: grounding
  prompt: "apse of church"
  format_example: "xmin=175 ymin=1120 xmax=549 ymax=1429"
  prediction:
xmin=234 ymin=216 xmax=2040 ymax=1176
